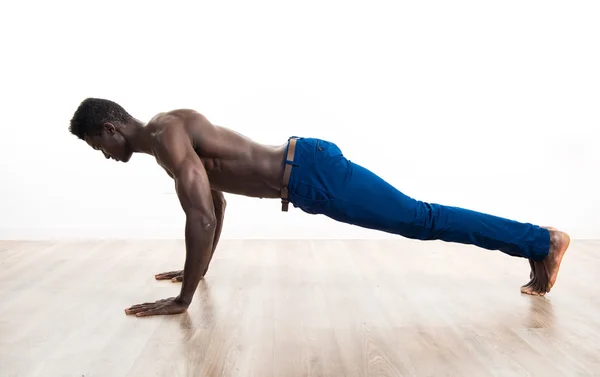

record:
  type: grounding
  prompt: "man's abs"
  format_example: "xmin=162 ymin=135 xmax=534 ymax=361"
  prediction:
xmin=197 ymin=144 xmax=287 ymax=198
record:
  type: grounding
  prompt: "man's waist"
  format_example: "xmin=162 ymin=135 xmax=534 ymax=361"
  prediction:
xmin=280 ymin=137 xmax=299 ymax=211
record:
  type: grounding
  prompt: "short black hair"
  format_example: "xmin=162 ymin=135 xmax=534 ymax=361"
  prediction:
xmin=69 ymin=98 xmax=133 ymax=140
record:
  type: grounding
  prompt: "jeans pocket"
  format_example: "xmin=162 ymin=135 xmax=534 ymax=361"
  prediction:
xmin=292 ymin=181 xmax=333 ymax=203
xmin=316 ymin=139 xmax=342 ymax=160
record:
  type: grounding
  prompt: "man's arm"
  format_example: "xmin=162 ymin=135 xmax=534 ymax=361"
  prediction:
xmin=175 ymin=157 xmax=217 ymax=305
xmin=202 ymin=190 xmax=226 ymax=276
xmin=125 ymin=119 xmax=216 ymax=316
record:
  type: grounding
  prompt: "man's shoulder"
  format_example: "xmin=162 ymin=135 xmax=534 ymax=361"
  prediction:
xmin=146 ymin=109 xmax=215 ymax=159
xmin=148 ymin=109 xmax=207 ymax=133
xmin=144 ymin=114 xmax=188 ymax=154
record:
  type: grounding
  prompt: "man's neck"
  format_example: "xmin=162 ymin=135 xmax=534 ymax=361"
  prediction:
xmin=124 ymin=120 xmax=154 ymax=155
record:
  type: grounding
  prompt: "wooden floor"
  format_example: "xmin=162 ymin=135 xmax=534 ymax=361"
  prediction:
xmin=1 ymin=239 xmax=599 ymax=377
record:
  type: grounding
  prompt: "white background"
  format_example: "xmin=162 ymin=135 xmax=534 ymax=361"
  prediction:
xmin=0 ymin=0 xmax=598 ymax=240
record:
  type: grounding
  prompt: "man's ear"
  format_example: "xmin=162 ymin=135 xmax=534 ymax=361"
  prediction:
xmin=103 ymin=122 xmax=116 ymax=135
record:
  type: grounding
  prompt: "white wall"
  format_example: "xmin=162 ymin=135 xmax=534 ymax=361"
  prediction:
xmin=0 ymin=0 xmax=598 ymax=240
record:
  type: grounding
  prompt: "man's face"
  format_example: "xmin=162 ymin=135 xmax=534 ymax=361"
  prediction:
xmin=85 ymin=123 xmax=133 ymax=163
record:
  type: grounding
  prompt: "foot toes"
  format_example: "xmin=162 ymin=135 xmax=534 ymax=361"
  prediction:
xmin=533 ymin=279 xmax=547 ymax=296
xmin=521 ymin=276 xmax=547 ymax=296
xmin=521 ymin=281 xmax=535 ymax=294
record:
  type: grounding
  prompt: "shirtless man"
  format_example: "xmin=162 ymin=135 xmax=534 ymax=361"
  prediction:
xmin=69 ymin=98 xmax=570 ymax=317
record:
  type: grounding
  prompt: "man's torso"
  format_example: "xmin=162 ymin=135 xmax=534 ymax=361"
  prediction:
xmin=146 ymin=109 xmax=287 ymax=198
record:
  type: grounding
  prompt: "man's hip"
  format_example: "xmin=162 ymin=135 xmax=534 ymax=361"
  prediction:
xmin=279 ymin=136 xmax=349 ymax=214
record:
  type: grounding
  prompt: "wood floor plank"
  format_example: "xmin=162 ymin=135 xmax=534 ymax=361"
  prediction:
xmin=0 ymin=238 xmax=599 ymax=377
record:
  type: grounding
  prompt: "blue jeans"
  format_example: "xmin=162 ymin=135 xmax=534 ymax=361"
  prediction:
xmin=284 ymin=137 xmax=550 ymax=260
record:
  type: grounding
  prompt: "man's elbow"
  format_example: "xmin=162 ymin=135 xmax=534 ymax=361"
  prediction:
xmin=211 ymin=191 xmax=227 ymax=210
xmin=187 ymin=210 xmax=217 ymax=232
xmin=218 ymin=197 xmax=227 ymax=211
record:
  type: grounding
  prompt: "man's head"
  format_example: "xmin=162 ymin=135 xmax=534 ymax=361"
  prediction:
xmin=69 ymin=98 xmax=136 ymax=162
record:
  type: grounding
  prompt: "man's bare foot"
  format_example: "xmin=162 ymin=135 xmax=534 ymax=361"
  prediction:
xmin=521 ymin=227 xmax=570 ymax=296
xmin=523 ymin=226 xmax=555 ymax=281
xmin=155 ymin=270 xmax=184 ymax=282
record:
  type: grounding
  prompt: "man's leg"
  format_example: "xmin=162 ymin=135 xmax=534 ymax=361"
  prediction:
xmin=288 ymin=138 xmax=570 ymax=295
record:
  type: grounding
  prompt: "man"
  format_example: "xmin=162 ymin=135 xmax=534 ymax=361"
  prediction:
xmin=69 ymin=98 xmax=570 ymax=317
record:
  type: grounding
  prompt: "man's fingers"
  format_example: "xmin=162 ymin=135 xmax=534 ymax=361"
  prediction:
xmin=161 ymin=270 xmax=180 ymax=275
xmin=155 ymin=270 xmax=183 ymax=280
xmin=135 ymin=305 xmax=186 ymax=317
xmin=126 ymin=303 xmax=154 ymax=309
xmin=125 ymin=305 xmax=153 ymax=315
xmin=125 ymin=297 xmax=183 ymax=316
xmin=155 ymin=273 xmax=176 ymax=280
xmin=125 ymin=300 xmax=169 ymax=315
xmin=157 ymin=271 xmax=183 ymax=282
xmin=135 ymin=306 xmax=166 ymax=317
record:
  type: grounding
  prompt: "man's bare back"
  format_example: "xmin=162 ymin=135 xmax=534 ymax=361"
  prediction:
xmin=69 ymin=98 xmax=570 ymax=318
xmin=147 ymin=109 xmax=288 ymax=199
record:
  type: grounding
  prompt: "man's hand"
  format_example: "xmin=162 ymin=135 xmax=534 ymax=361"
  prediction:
xmin=125 ymin=296 xmax=188 ymax=317
xmin=155 ymin=270 xmax=184 ymax=282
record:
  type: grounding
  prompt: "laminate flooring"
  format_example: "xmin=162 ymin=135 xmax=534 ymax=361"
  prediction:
xmin=1 ymin=239 xmax=599 ymax=376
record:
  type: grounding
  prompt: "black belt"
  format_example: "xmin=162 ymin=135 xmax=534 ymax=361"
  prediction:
xmin=280 ymin=137 xmax=298 ymax=211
